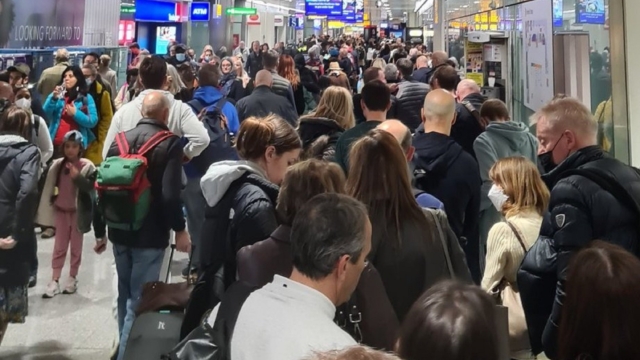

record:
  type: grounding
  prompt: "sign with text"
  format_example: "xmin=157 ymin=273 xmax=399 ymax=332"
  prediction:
xmin=225 ymin=7 xmax=257 ymax=15
xmin=274 ymin=15 xmax=284 ymax=26
xmin=191 ymin=2 xmax=211 ymax=22
xmin=305 ymin=0 xmax=343 ymax=17
xmin=6 ymin=0 xmax=86 ymax=48
xmin=575 ymin=0 xmax=604 ymax=24
xmin=135 ymin=0 xmax=187 ymax=22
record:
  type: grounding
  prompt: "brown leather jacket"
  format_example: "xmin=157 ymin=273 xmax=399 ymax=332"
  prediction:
xmin=237 ymin=225 xmax=399 ymax=351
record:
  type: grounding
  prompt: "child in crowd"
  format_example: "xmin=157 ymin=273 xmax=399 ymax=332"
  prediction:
xmin=36 ymin=130 xmax=96 ymax=298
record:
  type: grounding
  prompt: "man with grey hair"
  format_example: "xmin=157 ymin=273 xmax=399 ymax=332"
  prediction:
xmin=207 ymin=193 xmax=370 ymax=360
xmin=37 ymin=48 xmax=70 ymax=99
xmin=384 ymin=63 xmax=399 ymax=84
xmin=518 ymin=96 xmax=640 ymax=359
xmin=233 ymin=41 xmax=249 ymax=63
xmin=262 ymin=49 xmax=296 ymax=109
xmin=412 ymin=89 xmax=481 ymax=283
xmin=105 ymin=90 xmax=191 ymax=358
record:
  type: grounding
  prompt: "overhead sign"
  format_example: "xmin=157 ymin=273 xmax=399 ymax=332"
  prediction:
xmin=247 ymin=14 xmax=261 ymax=25
xmin=274 ymin=15 xmax=284 ymax=27
xmin=328 ymin=0 xmax=356 ymax=22
xmin=121 ymin=4 xmax=135 ymax=14
xmin=213 ymin=4 xmax=223 ymax=19
xmin=190 ymin=2 xmax=211 ymax=22
xmin=135 ymin=0 xmax=188 ymax=22
xmin=289 ymin=17 xmax=304 ymax=28
xmin=225 ymin=7 xmax=258 ymax=15
xmin=305 ymin=0 xmax=343 ymax=17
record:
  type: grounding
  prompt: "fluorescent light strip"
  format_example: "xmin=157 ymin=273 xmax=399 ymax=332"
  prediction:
xmin=249 ymin=0 xmax=305 ymax=13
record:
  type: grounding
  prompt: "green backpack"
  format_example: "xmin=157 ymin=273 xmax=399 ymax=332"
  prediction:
xmin=96 ymin=131 xmax=173 ymax=231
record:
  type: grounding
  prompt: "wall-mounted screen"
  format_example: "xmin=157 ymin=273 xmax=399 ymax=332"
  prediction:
xmin=575 ymin=0 xmax=605 ymax=24
xmin=155 ymin=26 xmax=177 ymax=54
xmin=553 ymin=0 xmax=563 ymax=27
xmin=305 ymin=0 xmax=343 ymax=16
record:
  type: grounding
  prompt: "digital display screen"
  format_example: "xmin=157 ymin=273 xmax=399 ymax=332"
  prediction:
xmin=575 ymin=0 xmax=605 ymax=24
xmin=155 ymin=26 xmax=176 ymax=54
xmin=305 ymin=0 xmax=343 ymax=17
xmin=553 ymin=0 xmax=563 ymax=27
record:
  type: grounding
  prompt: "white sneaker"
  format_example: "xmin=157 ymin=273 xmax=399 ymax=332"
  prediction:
xmin=42 ymin=280 xmax=60 ymax=298
xmin=62 ymin=277 xmax=78 ymax=294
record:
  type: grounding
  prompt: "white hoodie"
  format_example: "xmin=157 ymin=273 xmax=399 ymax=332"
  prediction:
xmin=200 ymin=160 xmax=267 ymax=207
xmin=102 ymin=89 xmax=210 ymax=160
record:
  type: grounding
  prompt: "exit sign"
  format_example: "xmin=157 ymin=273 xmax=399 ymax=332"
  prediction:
xmin=225 ymin=7 xmax=257 ymax=15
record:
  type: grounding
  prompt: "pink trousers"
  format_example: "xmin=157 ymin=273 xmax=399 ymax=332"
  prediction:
xmin=52 ymin=210 xmax=84 ymax=279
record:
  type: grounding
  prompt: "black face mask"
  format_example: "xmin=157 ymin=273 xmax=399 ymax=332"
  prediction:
xmin=538 ymin=133 xmax=565 ymax=174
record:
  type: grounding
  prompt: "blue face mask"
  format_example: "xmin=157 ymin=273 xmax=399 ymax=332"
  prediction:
xmin=176 ymin=53 xmax=186 ymax=62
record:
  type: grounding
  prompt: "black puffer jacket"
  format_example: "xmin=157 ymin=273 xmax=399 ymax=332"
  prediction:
xmin=451 ymin=93 xmax=485 ymax=158
xmin=105 ymin=119 xmax=185 ymax=249
xmin=297 ymin=117 xmax=345 ymax=161
xmin=395 ymin=77 xmax=430 ymax=132
xmin=518 ymin=146 xmax=640 ymax=358
xmin=0 ymin=135 xmax=40 ymax=287
xmin=245 ymin=51 xmax=263 ymax=79
xmin=200 ymin=161 xmax=279 ymax=288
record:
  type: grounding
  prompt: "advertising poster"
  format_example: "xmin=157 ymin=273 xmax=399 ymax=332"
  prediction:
xmin=523 ymin=0 xmax=554 ymax=111
xmin=465 ymin=39 xmax=484 ymax=87
xmin=575 ymin=0 xmax=605 ymax=24
xmin=305 ymin=0 xmax=343 ymax=17
xmin=328 ymin=0 xmax=356 ymax=22
xmin=3 ymin=0 xmax=86 ymax=48
xmin=155 ymin=26 xmax=177 ymax=54
xmin=356 ymin=0 xmax=364 ymax=22
xmin=553 ymin=0 xmax=563 ymax=27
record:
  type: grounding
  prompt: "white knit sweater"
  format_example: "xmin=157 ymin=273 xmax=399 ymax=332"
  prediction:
xmin=481 ymin=209 xmax=543 ymax=291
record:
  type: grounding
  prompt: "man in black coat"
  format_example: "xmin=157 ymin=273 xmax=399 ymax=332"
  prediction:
xmin=412 ymin=55 xmax=430 ymax=84
xmin=235 ymin=70 xmax=298 ymax=126
xmin=245 ymin=41 xmax=263 ymax=79
xmin=412 ymin=89 xmax=481 ymax=283
xmin=518 ymin=96 xmax=640 ymax=359
xmin=395 ymin=58 xmax=430 ymax=132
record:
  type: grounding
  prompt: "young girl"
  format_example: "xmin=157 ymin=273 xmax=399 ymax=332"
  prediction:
xmin=36 ymin=130 xmax=96 ymax=298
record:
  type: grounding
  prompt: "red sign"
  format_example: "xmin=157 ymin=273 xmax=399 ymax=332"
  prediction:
xmin=247 ymin=14 xmax=261 ymax=25
xmin=233 ymin=34 xmax=240 ymax=48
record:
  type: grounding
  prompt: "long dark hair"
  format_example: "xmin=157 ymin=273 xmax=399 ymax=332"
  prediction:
xmin=59 ymin=65 xmax=88 ymax=100
xmin=346 ymin=129 xmax=430 ymax=245
xmin=397 ymin=280 xmax=499 ymax=360
xmin=558 ymin=241 xmax=640 ymax=360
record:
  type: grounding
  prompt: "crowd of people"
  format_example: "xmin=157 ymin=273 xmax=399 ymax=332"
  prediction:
xmin=0 ymin=33 xmax=639 ymax=360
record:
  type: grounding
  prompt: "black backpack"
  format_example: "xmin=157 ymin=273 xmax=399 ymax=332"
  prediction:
xmin=187 ymin=99 xmax=238 ymax=175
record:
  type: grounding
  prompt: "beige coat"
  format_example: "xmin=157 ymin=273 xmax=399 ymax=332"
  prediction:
xmin=36 ymin=158 xmax=96 ymax=233
xmin=36 ymin=62 xmax=69 ymax=100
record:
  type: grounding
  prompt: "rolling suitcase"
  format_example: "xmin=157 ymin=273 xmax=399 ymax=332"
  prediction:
xmin=122 ymin=245 xmax=187 ymax=360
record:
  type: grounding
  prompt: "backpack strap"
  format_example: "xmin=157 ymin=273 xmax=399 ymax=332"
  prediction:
xmin=137 ymin=130 xmax=174 ymax=157
xmin=506 ymin=221 xmax=527 ymax=252
xmin=213 ymin=98 xmax=228 ymax=113
xmin=187 ymin=99 xmax=206 ymax=114
xmin=412 ymin=188 xmax=426 ymax=199
xmin=115 ymin=132 xmax=130 ymax=155
xmin=461 ymin=100 xmax=488 ymax=130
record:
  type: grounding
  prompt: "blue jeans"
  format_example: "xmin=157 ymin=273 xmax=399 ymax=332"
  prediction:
xmin=183 ymin=176 xmax=206 ymax=269
xmin=113 ymin=244 xmax=165 ymax=360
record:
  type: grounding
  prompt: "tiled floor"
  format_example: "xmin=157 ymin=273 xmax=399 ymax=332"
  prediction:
xmin=0 ymin=232 xmax=187 ymax=359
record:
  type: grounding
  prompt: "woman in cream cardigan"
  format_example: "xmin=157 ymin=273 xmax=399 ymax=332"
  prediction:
xmin=481 ymin=156 xmax=550 ymax=360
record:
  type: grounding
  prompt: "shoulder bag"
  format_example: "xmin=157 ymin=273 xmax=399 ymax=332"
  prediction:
xmin=491 ymin=221 xmax=531 ymax=354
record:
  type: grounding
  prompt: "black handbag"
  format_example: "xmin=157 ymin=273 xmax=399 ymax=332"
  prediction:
xmin=163 ymin=282 xmax=257 ymax=360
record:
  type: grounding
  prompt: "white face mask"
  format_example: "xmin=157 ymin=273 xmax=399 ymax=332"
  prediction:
xmin=488 ymin=184 xmax=509 ymax=212
xmin=15 ymin=98 xmax=31 ymax=110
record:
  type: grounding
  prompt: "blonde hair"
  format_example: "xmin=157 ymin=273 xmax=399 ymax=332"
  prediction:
xmin=303 ymin=86 xmax=355 ymax=130
xmin=371 ymin=58 xmax=387 ymax=69
xmin=530 ymin=96 xmax=598 ymax=140
xmin=166 ymin=64 xmax=186 ymax=95
xmin=489 ymin=157 xmax=550 ymax=217
xmin=306 ymin=346 xmax=402 ymax=360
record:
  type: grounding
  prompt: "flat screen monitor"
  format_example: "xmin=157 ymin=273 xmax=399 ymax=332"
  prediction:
xmin=155 ymin=26 xmax=177 ymax=54
xmin=575 ymin=0 xmax=605 ymax=24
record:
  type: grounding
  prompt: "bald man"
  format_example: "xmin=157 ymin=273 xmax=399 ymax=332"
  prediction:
xmin=411 ymin=89 xmax=482 ymax=283
xmin=413 ymin=55 xmax=431 ymax=84
xmin=451 ymin=78 xmax=486 ymax=158
xmin=377 ymin=119 xmax=444 ymax=210
xmin=235 ymin=69 xmax=298 ymax=126
xmin=104 ymin=89 xmax=191 ymax=357
xmin=0 ymin=81 xmax=14 ymax=103
xmin=425 ymin=50 xmax=456 ymax=87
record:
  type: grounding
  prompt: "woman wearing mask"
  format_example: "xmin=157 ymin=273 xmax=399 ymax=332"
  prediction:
xmin=43 ymin=65 xmax=98 ymax=159
xmin=397 ymin=281 xmax=500 ymax=360
xmin=348 ymin=129 xmax=471 ymax=321
xmin=277 ymin=54 xmax=304 ymax=115
xmin=237 ymin=159 xmax=399 ymax=351
xmin=219 ymin=57 xmax=245 ymax=102
xmin=199 ymin=114 xmax=301 ymax=290
xmin=297 ymin=86 xmax=354 ymax=161
xmin=558 ymin=241 xmax=640 ymax=360
xmin=0 ymin=107 xmax=41 ymax=345
xmin=294 ymin=54 xmax=321 ymax=112
xmin=473 ymin=99 xmax=538 ymax=270
xmin=200 ymin=45 xmax=214 ymax=63
xmin=166 ymin=64 xmax=192 ymax=102
xmin=481 ymin=156 xmax=549 ymax=360
xmin=14 ymin=87 xmax=53 ymax=167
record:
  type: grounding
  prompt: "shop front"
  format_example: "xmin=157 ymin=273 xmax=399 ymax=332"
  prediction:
xmin=133 ymin=0 xmax=189 ymax=54
xmin=443 ymin=0 xmax=629 ymax=164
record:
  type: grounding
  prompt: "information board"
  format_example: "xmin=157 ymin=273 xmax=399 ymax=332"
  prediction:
xmin=305 ymin=0 xmax=343 ymax=17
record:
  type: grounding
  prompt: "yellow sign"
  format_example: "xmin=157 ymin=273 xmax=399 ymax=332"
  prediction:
xmin=328 ymin=21 xmax=344 ymax=29
xmin=466 ymin=73 xmax=484 ymax=87
xmin=214 ymin=4 xmax=222 ymax=18
xmin=364 ymin=13 xmax=369 ymax=21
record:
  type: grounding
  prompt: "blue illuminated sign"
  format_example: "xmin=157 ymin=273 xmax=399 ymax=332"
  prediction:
xmin=327 ymin=0 xmax=355 ymax=22
xmin=575 ymin=0 xmax=604 ymax=24
xmin=305 ymin=0 xmax=343 ymax=17
xmin=191 ymin=2 xmax=211 ymax=21
xmin=553 ymin=0 xmax=563 ymax=27
xmin=135 ymin=0 xmax=186 ymax=22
